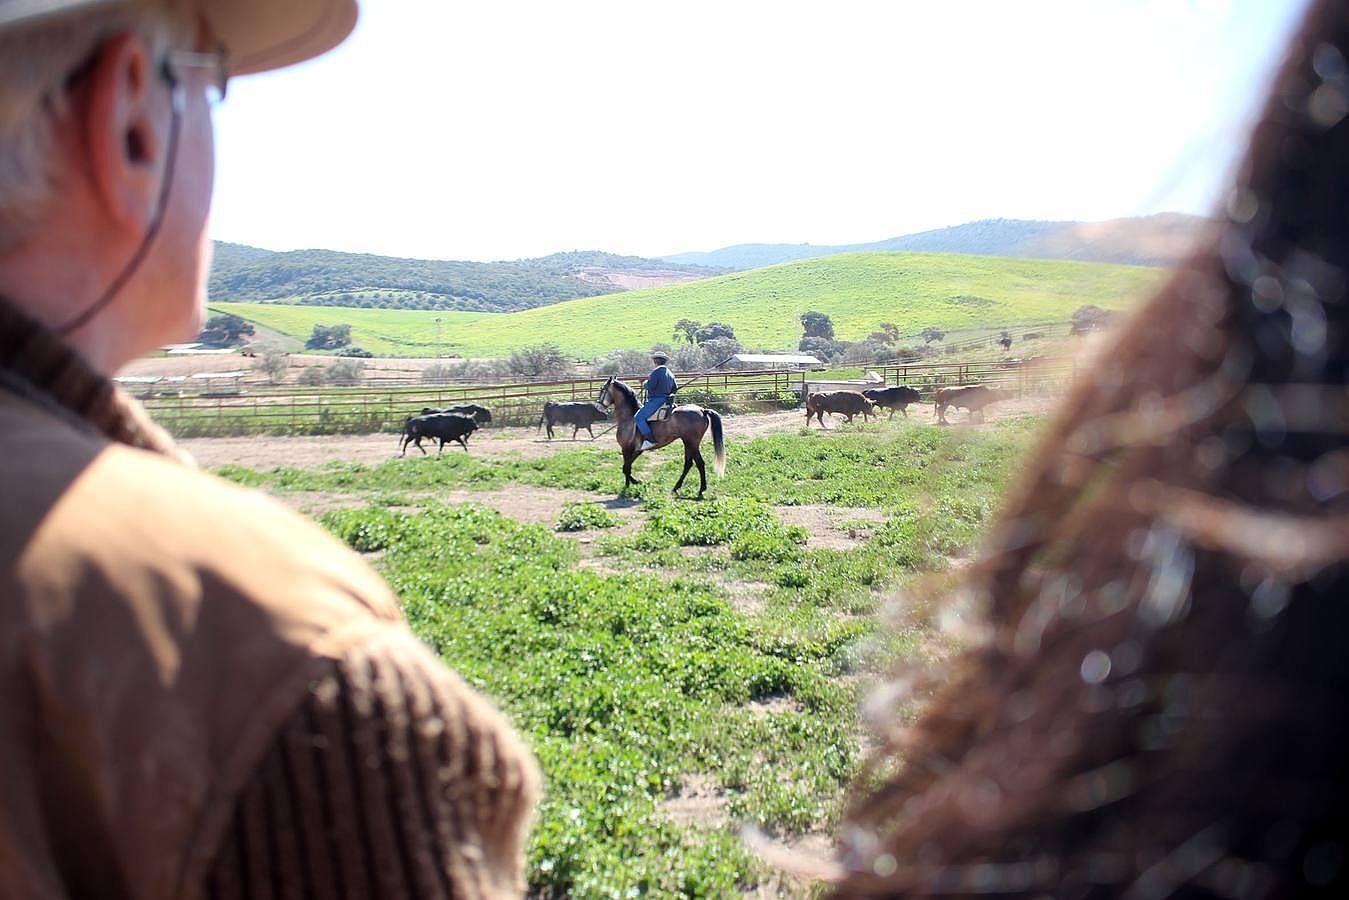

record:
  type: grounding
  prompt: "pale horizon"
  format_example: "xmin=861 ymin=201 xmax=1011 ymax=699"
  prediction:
xmin=209 ymin=0 xmax=1310 ymax=263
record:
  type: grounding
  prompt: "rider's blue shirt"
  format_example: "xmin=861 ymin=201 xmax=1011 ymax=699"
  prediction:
xmin=644 ymin=365 xmax=676 ymax=398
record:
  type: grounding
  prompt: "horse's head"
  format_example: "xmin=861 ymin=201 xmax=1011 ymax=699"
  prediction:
xmin=596 ymin=375 xmax=614 ymax=408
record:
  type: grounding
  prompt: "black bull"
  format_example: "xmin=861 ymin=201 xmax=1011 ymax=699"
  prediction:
xmin=537 ymin=400 xmax=610 ymax=440
xmin=400 ymin=412 xmax=479 ymax=455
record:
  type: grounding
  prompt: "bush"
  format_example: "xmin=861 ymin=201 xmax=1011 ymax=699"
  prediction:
xmin=251 ymin=347 xmax=289 ymax=384
xmin=421 ymin=363 xmax=454 ymax=384
xmin=297 ymin=366 xmax=327 ymax=386
xmin=338 ymin=346 xmax=374 ymax=358
xmin=198 ymin=313 xmax=254 ymax=347
xmin=305 ymin=323 xmax=352 ymax=350
xmin=839 ymin=340 xmax=889 ymax=366
xmin=327 ymin=358 xmax=366 ymax=386
xmin=555 ymin=502 xmax=621 ymax=532
xmin=594 ymin=349 xmax=654 ymax=377
xmin=694 ymin=322 xmax=736 ymax=344
xmin=799 ymin=335 xmax=845 ymax=361
xmin=1071 ymin=304 xmax=1117 ymax=334
xmin=508 ymin=343 xmax=569 ymax=378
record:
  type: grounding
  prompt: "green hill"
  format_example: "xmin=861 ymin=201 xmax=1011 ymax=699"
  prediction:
xmin=208 ymin=242 xmax=722 ymax=314
xmin=215 ymin=250 xmax=1161 ymax=358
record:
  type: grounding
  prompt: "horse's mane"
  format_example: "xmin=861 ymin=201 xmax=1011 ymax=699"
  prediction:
xmin=609 ymin=378 xmax=638 ymax=413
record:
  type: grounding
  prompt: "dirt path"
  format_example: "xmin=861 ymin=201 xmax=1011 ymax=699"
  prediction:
xmin=181 ymin=399 xmax=1054 ymax=471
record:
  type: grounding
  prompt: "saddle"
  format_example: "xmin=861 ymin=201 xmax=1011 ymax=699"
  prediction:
xmin=648 ymin=398 xmax=676 ymax=422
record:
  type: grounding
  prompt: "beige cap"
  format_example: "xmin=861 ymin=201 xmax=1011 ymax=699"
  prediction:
xmin=0 ymin=0 xmax=358 ymax=75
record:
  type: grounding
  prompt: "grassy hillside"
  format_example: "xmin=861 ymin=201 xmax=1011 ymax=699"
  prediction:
xmin=215 ymin=250 xmax=1161 ymax=358
xmin=208 ymin=242 xmax=721 ymax=314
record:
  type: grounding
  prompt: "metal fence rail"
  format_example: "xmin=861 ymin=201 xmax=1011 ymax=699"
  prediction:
xmin=144 ymin=361 xmax=1079 ymax=437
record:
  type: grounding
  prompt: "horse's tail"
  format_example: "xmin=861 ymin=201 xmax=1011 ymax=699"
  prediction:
xmin=705 ymin=409 xmax=726 ymax=476
xmin=537 ymin=403 xmax=549 ymax=432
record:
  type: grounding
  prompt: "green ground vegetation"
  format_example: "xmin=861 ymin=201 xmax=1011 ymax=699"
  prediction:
xmin=213 ymin=250 xmax=1159 ymax=358
xmin=216 ymin=418 xmax=1037 ymax=895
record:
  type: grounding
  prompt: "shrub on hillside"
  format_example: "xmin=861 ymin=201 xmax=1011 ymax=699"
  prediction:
xmin=508 ymin=343 xmax=569 ymax=378
xmin=421 ymin=363 xmax=454 ymax=384
xmin=799 ymin=336 xmax=845 ymax=361
xmin=800 ymin=310 xmax=835 ymax=340
xmin=251 ymin=347 xmax=289 ymax=384
xmin=305 ymin=323 xmax=352 ymax=350
xmin=327 ymin=358 xmax=366 ymax=386
xmin=198 ymin=313 xmax=254 ymax=347
xmin=297 ymin=366 xmax=327 ymax=386
xmin=594 ymin=349 xmax=654 ymax=377
xmin=694 ymin=321 xmax=736 ymax=344
xmin=338 ymin=346 xmax=373 ymax=358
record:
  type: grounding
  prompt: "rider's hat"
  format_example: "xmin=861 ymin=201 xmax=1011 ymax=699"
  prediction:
xmin=0 ymin=0 xmax=357 ymax=76
xmin=650 ymin=349 xmax=670 ymax=362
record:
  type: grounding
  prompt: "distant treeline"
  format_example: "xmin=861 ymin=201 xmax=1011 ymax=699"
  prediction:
xmin=208 ymin=243 xmax=722 ymax=313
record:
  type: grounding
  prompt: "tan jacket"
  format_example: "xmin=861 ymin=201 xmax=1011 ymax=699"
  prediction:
xmin=0 ymin=303 xmax=537 ymax=899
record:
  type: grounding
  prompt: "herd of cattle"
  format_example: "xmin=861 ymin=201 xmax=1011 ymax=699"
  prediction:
xmin=398 ymin=385 xmax=1010 ymax=454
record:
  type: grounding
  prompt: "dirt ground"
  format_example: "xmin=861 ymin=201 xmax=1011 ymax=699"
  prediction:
xmin=180 ymin=398 xmax=1054 ymax=471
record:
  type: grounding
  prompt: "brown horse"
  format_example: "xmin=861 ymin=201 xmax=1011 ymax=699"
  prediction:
xmin=596 ymin=377 xmax=725 ymax=497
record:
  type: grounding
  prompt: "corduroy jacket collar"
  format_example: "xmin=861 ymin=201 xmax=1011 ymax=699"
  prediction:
xmin=0 ymin=296 xmax=191 ymax=463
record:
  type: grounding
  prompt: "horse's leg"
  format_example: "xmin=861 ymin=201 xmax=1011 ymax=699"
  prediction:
xmin=623 ymin=450 xmax=641 ymax=487
xmin=694 ymin=448 xmax=707 ymax=498
xmin=672 ymin=445 xmax=694 ymax=493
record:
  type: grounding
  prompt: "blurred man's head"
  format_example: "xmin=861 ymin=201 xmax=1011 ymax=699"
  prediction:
xmin=0 ymin=0 xmax=355 ymax=372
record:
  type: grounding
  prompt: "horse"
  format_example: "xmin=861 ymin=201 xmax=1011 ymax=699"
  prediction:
xmin=596 ymin=376 xmax=725 ymax=497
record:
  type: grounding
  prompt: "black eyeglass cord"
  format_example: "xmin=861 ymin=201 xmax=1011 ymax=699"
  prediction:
xmin=57 ymin=63 xmax=184 ymax=337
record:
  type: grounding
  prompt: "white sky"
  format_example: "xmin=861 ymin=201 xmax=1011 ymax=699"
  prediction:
xmin=208 ymin=0 xmax=1310 ymax=262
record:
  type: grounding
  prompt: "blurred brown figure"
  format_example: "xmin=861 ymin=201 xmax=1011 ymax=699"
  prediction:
xmin=0 ymin=2 xmax=536 ymax=897
xmin=835 ymin=2 xmax=1349 ymax=897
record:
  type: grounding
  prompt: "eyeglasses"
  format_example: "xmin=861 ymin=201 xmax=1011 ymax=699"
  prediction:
xmin=166 ymin=46 xmax=229 ymax=106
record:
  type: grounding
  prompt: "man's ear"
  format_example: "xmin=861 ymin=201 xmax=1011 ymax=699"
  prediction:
xmin=80 ymin=33 xmax=166 ymax=233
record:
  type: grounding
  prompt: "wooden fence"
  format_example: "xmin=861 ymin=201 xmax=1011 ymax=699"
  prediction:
xmin=144 ymin=361 xmax=1078 ymax=438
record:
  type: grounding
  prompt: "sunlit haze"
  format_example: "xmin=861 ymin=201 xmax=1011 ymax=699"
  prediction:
xmin=208 ymin=0 xmax=1309 ymax=262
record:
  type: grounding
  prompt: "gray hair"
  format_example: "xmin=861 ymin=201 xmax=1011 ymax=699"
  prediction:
xmin=0 ymin=2 xmax=190 ymax=250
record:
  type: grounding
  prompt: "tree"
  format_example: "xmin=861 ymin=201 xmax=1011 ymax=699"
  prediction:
xmin=197 ymin=313 xmax=253 ymax=347
xmin=507 ymin=343 xmax=569 ymax=378
xmin=251 ymin=347 xmax=289 ymax=385
xmin=694 ymin=322 xmax=736 ymax=344
xmin=305 ymin=323 xmax=352 ymax=350
xmin=998 ymin=329 xmax=1013 ymax=351
xmin=878 ymin=322 xmax=900 ymax=343
xmin=1071 ymin=304 xmax=1117 ymax=335
xmin=921 ymin=326 xmax=946 ymax=344
xmin=673 ymin=318 xmax=701 ymax=344
xmin=799 ymin=336 xmax=845 ymax=361
xmin=800 ymin=311 xmax=835 ymax=340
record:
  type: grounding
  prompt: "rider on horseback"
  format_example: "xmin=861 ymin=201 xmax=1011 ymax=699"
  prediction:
xmin=637 ymin=350 xmax=678 ymax=451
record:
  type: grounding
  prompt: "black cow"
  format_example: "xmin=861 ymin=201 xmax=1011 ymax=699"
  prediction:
xmin=400 ymin=412 xmax=479 ymax=455
xmin=863 ymin=385 xmax=923 ymax=418
xmin=538 ymin=400 xmax=609 ymax=440
xmin=421 ymin=403 xmax=492 ymax=425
